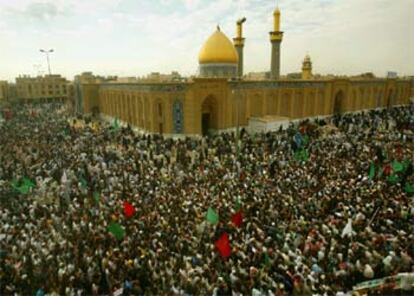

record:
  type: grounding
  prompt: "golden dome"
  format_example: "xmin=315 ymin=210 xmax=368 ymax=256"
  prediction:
xmin=198 ymin=27 xmax=239 ymax=64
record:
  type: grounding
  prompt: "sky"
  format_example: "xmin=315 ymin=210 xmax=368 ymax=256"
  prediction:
xmin=0 ymin=0 xmax=413 ymax=81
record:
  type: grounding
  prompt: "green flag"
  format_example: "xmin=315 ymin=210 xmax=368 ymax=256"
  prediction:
xmin=22 ymin=177 xmax=35 ymax=188
xmin=18 ymin=184 xmax=31 ymax=194
xmin=294 ymin=149 xmax=309 ymax=162
xmin=206 ymin=207 xmax=219 ymax=225
xmin=392 ymin=160 xmax=404 ymax=173
xmin=263 ymin=252 xmax=271 ymax=268
xmin=386 ymin=174 xmax=399 ymax=185
xmin=11 ymin=177 xmax=35 ymax=194
xmin=80 ymin=176 xmax=88 ymax=189
xmin=112 ymin=118 xmax=120 ymax=130
xmin=93 ymin=192 xmax=100 ymax=203
xmin=235 ymin=198 xmax=242 ymax=211
xmin=108 ymin=222 xmax=125 ymax=240
xmin=404 ymin=183 xmax=414 ymax=194
xmin=368 ymin=162 xmax=375 ymax=180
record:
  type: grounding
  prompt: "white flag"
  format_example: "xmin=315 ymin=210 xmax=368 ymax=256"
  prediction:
xmin=61 ymin=171 xmax=67 ymax=184
xmin=341 ymin=218 xmax=353 ymax=238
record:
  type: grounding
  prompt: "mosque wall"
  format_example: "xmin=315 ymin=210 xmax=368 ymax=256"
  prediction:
xmin=80 ymin=78 xmax=412 ymax=135
xmin=91 ymin=83 xmax=188 ymax=134
xmin=81 ymin=84 xmax=100 ymax=114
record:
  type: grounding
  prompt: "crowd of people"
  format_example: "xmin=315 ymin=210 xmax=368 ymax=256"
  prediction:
xmin=0 ymin=102 xmax=413 ymax=295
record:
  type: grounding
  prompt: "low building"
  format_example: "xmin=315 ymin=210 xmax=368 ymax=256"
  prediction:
xmin=15 ymin=74 xmax=70 ymax=102
xmin=75 ymin=72 xmax=117 ymax=84
xmin=245 ymin=72 xmax=270 ymax=81
xmin=0 ymin=81 xmax=8 ymax=101
xmin=139 ymin=71 xmax=184 ymax=83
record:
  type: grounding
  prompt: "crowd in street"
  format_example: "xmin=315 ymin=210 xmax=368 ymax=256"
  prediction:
xmin=0 ymin=102 xmax=413 ymax=295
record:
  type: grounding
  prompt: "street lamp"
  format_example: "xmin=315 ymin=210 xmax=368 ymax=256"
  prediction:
xmin=40 ymin=49 xmax=54 ymax=75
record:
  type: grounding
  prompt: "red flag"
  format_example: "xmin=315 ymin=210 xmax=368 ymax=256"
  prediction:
xmin=123 ymin=201 xmax=135 ymax=218
xmin=383 ymin=164 xmax=392 ymax=176
xmin=231 ymin=211 xmax=243 ymax=227
xmin=215 ymin=232 xmax=231 ymax=258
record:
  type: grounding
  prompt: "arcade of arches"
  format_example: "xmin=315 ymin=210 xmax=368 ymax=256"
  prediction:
xmin=80 ymin=78 xmax=413 ymax=135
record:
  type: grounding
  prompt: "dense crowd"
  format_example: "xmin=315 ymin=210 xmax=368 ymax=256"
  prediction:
xmin=0 ymin=102 xmax=414 ymax=295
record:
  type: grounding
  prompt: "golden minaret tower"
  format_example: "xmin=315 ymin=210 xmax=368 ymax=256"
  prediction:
xmin=269 ymin=7 xmax=283 ymax=80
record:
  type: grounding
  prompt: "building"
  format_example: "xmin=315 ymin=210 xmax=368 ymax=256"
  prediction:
xmin=245 ymin=72 xmax=270 ymax=81
xmin=15 ymin=74 xmax=70 ymax=103
xmin=0 ymin=81 xmax=8 ymax=101
xmin=141 ymin=71 xmax=184 ymax=83
xmin=77 ymin=7 xmax=413 ymax=136
xmin=286 ymin=73 xmax=302 ymax=80
xmin=75 ymin=72 xmax=118 ymax=84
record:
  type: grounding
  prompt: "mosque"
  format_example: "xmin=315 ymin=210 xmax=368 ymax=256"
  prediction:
xmin=77 ymin=7 xmax=413 ymax=135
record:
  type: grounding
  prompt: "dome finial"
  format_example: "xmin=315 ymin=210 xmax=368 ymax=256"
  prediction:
xmin=217 ymin=25 xmax=221 ymax=31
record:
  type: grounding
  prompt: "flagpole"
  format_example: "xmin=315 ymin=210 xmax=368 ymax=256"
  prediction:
xmin=367 ymin=207 xmax=380 ymax=228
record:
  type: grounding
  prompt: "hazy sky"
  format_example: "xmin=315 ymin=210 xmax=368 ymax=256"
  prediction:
xmin=0 ymin=0 xmax=413 ymax=81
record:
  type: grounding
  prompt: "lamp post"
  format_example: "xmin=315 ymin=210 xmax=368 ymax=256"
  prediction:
xmin=232 ymin=77 xmax=242 ymax=166
xmin=40 ymin=49 xmax=54 ymax=75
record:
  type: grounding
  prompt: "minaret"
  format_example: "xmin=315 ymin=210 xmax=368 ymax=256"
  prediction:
xmin=233 ymin=17 xmax=246 ymax=78
xmin=302 ymin=54 xmax=313 ymax=80
xmin=269 ymin=7 xmax=283 ymax=80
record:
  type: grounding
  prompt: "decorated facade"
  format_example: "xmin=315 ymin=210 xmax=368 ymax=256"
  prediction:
xmin=77 ymin=7 xmax=414 ymax=136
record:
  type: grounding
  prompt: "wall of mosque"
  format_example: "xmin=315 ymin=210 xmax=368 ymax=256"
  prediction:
xmin=80 ymin=78 xmax=413 ymax=135
xmin=96 ymin=84 xmax=188 ymax=134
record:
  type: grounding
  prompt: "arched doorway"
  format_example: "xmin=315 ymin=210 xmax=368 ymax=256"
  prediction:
xmin=201 ymin=95 xmax=218 ymax=136
xmin=333 ymin=90 xmax=345 ymax=114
